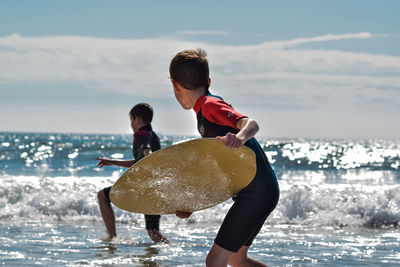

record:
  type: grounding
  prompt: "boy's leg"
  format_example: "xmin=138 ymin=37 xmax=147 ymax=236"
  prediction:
xmin=206 ymin=244 xmax=268 ymax=267
xmin=228 ymin=246 xmax=268 ymax=267
xmin=206 ymin=243 xmax=234 ymax=267
xmin=210 ymin=166 xmax=278 ymax=266
xmin=144 ymin=215 xmax=170 ymax=243
xmin=146 ymin=229 xmax=170 ymax=244
xmin=97 ymin=189 xmax=116 ymax=240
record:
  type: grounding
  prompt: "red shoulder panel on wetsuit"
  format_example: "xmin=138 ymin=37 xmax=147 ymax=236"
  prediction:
xmin=202 ymin=96 xmax=247 ymax=129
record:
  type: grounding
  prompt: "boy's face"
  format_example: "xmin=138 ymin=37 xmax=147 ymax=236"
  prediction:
xmin=171 ymin=80 xmax=190 ymax=110
xmin=130 ymin=115 xmax=139 ymax=132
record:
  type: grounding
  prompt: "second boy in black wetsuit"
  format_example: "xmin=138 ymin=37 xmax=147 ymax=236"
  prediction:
xmin=96 ymin=103 xmax=169 ymax=243
xmin=170 ymin=49 xmax=279 ymax=266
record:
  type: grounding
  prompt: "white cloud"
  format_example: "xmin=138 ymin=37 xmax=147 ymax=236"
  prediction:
xmin=178 ymin=30 xmax=230 ymax=36
xmin=273 ymin=32 xmax=386 ymax=48
xmin=1 ymin=32 xmax=399 ymax=138
xmin=0 ymin=32 xmax=399 ymax=111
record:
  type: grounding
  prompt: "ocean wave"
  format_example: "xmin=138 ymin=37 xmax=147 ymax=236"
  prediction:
xmin=1 ymin=175 xmax=398 ymax=228
xmin=276 ymin=181 xmax=400 ymax=228
xmin=1 ymin=133 xmax=399 ymax=228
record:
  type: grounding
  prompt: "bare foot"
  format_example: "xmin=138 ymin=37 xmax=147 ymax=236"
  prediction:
xmin=100 ymin=233 xmax=116 ymax=242
xmin=147 ymin=230 xmax=170 ymax=244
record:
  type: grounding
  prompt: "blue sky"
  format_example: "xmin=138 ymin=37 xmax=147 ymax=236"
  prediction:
xmin=1 ymin=0 xmax=399 ymax=139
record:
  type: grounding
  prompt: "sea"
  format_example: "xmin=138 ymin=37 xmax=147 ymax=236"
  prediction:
xmin=0 ymin=132 xmax=399 ymax=266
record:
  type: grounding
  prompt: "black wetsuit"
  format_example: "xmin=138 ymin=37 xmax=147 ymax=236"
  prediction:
xmin=194 ymin=91 xmax=280 ymax=252
xmin=103 ymin=124 xmax=162 ymax=231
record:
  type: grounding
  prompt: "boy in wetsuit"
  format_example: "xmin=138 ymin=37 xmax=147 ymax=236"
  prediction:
xmin=170 ymin=49 xmax=279 ymax=266
xmin=96 ymin=103 xmax=169 ymax=243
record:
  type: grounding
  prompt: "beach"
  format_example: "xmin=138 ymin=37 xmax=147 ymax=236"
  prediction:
xmin=1 ymin=132 xmax=399 ymax=266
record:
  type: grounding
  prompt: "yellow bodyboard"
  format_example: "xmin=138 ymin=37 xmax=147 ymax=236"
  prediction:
xmin=110 ymin=138 xmax=256 ymax=215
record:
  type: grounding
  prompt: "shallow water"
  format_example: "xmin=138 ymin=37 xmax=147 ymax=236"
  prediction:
xmin=1 ymin=221 xmax=399 ymax=266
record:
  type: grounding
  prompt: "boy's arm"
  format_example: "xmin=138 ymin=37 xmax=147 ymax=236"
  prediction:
xmin=97 ymin=143 xmax=152 ymax=168
xmin=96 ymin=157 xmax=136 ymax=168
xmin=217 ymin=117 xmax=259 ymax=148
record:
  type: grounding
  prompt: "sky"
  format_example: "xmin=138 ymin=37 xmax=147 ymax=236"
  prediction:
xmin=1 ymin=0 xmax=399 ymax=139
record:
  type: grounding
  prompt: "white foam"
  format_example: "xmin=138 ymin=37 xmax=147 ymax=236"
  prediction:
xmin=0 ymin=173 xmax=399 ymax=228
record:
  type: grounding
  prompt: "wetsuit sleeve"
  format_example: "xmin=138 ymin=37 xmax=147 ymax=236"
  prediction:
xmin=202 ymin=99 xmax=247 ymax=129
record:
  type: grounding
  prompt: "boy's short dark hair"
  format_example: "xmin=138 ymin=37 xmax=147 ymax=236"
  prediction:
xmin=129 ymin=103 xmax=153 ymax=125
xmin=169 ymin=48 xmax=209 ymax=90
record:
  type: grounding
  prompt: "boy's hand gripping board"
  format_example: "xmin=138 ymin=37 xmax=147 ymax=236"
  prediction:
xmin=110 ymin=138 xmax=256 ymax=215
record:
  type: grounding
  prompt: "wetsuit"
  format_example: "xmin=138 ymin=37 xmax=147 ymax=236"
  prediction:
xmin=194 ymin=91 xmax=280 ymax=252
xmin=103 ymin=124 xmax=162 ymax=231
